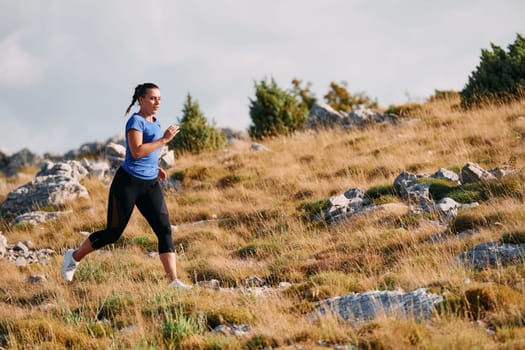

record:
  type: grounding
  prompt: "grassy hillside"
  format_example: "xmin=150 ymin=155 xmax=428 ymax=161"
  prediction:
xmin=1 ymin=95 xmax=525 ymax=349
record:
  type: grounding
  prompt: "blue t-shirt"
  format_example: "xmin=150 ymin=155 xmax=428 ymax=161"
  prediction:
xmin=121 ymin=113 xmax=162 ymax=180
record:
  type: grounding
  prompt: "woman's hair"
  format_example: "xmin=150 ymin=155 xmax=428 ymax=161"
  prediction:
xmin=125 ymin=83 xmax=159 ymax=116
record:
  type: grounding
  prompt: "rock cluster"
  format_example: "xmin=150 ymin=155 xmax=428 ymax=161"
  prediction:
xmin=322 ymin=162 xmax=514 ymax=225
xmin=306 ymin=103 xmax=398 ymax=129
xmin=0 ymin=234 xmax=54 ymax=267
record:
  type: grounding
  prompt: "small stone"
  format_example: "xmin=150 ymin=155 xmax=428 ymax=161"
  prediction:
xmin=28 ymin=274 xmax=47 ymax=284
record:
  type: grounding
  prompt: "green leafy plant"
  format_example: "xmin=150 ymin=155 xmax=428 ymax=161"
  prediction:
xmin=161 ymin=307 xmax=204 ymax=348
xmin=324 ymin=81 xmax=377 ymax=112
xmin=291 ymin=78 xmax=317 ymax=110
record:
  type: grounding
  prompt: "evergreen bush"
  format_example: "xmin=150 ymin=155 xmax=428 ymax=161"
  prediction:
xmin=461 ymin=33 xmax=525 ymax=108
xmin=169 ymin=94 xmax=225 ymax=155
xmin=248 ymin=78 xmax=308 ymax=139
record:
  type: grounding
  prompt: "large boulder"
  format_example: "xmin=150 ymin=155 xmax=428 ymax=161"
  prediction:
xmin=306 ymin=103 xmax=348 ymax=129
xmin=347 ymin=106 xmax=397 ymax=126
xmin=313 ymin=288 xmax=443 ymax=323
xmin=460 ymin=162 xmax=497 ymax=184
xmin=36 ymin=160 xmax=89 ymax=182
xmin=0 ymin=175 xmax=89 ymax=221
xmin=105 ymin=142 xmax=126 ymax=168
xmin=459 ymin=242 xmax=525 ymax=269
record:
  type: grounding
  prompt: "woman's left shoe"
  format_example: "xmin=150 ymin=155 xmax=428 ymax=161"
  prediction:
xmin=168 ymin=278 xmax=193 ymax=290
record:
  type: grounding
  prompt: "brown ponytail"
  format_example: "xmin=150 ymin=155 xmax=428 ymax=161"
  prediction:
xmin=124 ymin=83 xmax=160 ymax=116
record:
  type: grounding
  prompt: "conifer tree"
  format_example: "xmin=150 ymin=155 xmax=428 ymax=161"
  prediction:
xmin=169 ymin=93 xmax=225 ymax=154
xmin=248 ymin=78 xmax=308 ymax=139
xmin=461 ymin=33 xmax=525 ymax=108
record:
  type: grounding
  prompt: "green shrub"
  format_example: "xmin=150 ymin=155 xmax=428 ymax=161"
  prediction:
xmin=425 ymin=178 xmax=460 ymax=201
xmin=447 ymin=178 xmax=523 ymax=203
xmin=205 ymin=307 xmax=255 ymax=329
xmin=451 ymin=211 xmax=505 ymax=233
xmin=446 ymin=188 xmax=483 ymax=203
xmin=385 ymin=102 xmax=423 ymax=118
xmin=248 ymin=78 xmax=308 ymax=139
xmin=324 ymin=81 xmax=377 ymax=112
xmin=170 ymin=94 xmax=225 ymax=155
xmin=365 ymin=184 xmax=398 ymax=204
xmin=298 ymin=198 xmax=329 ymax=221
xmin=501 ymin=231 xmax=525 ymax=244
xmin=393 ymin=213 xmax=421 ymax=229
xmin=461 ymin=33 xmax=525 ymax=108
xmin=236 ymin=241 xmax=281 ymax=259
xmin=217 ymin=174 xmax=244 ymax=188
xmin=244 ymin=334 xmax=279 ymax=350
xmin=291 ymin=78 xmax=317 ymax=110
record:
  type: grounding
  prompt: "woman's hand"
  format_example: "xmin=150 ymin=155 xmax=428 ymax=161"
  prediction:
xmin=128 ymin=124 xmax=180 ymax=160
xmin=162 ymin=124 xmax=180 ymax=144
xmin=158 ymin=167 xmax=168 ymax=181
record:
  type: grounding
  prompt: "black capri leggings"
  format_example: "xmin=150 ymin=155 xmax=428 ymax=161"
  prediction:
xmin=89 ymin=167 xmax=175 ymax=254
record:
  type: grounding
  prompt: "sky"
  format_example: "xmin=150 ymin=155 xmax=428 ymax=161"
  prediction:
xmin=0 ymin=1 xmax=524 ymax=155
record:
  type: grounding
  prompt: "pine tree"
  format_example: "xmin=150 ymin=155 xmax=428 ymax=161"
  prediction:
xmin=169 ymin=94 xmax=225 ymax=154
xmin=460 ymin=33 xmax=525 ymax=108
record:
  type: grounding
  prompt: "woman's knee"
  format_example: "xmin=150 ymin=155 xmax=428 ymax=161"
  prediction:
xmin=157 ymin=229 xmax=175 ymax=254
xmin=90 ymin=227 xmax=124 ymax=249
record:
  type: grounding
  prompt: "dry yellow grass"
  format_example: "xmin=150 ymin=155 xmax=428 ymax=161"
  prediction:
xmin=0 ymin=97 xmax=524 ymax=348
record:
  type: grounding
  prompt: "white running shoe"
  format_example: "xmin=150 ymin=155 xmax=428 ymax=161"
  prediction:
xmin=61 ymin=249 xmax=79 ymax=282
xmin=168 ymin=278 xmax=193 ymax=290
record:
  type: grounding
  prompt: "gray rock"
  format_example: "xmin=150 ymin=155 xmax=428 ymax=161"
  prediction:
xmin=213 ymin=324 xmax=252 ymax=337
xmin=459 ymin=242 xmax=525 ymax=269
xmin=251 ymin=143 xmax=270 ymax=152
xmin=313 ymin=288 xmax=443 ymax=323
xmin=322 ymin=188 xmax=372 ymax=224
xmin=36 ymin=160 xmax=89 ymax=182
xmin=28 ymin=274 xmax=47 ymax=284
xmin=244 ymin=275 xmax=266 ymax=287
xmin=14 ymin=211 xmax=72 ymax=225
xmin=1 ymin=234 xmax=55 ymax=265
xmin=0 ymin=175 xmax=89 ymax=220
xmin=13 ymin=242 xmax=29 ymax=254
xmin=198 ymin=279 xmax=221 ymax=290
xmin=81 ymin=159 xmax=111 ymax=180
xmin=393 ymin=171 xmax=418 ymax=200
xmin=460 ymin=162 xmax=497 ymax=184
xmin=15 ymin=256 xmax=27 ymax=267
xmin=432 ymin=168 xmax=460 ymax=184
xmin=0 ymin=234 xmax=7 ymax=257
xmin=105 ymin=142 xmax=126 ymax=168
xmin=307 ymin=103 xmax=348 ymax=129
xmin=221 ymin=128 xmax=249 ymax=142
xmin=489 ymin=164 xmax=515 ymax=179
